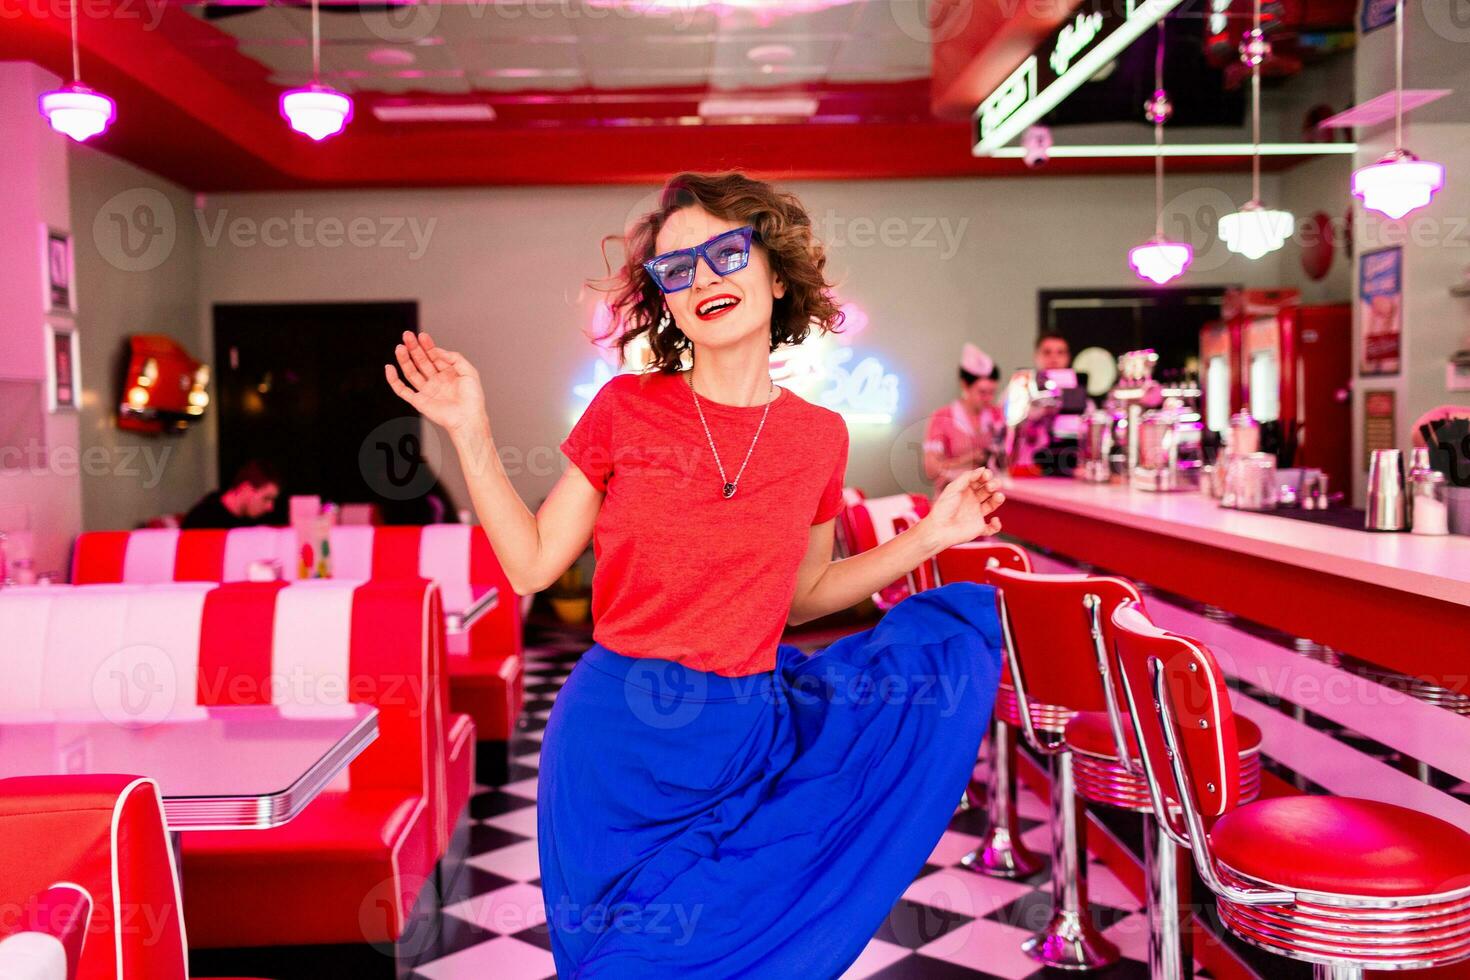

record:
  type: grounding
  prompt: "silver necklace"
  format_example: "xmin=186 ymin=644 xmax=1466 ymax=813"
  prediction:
xmin=686 ymin=371 xmax=774 ymax=499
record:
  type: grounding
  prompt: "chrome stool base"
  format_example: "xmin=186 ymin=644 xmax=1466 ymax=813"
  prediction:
xmin=1313 ymin=967 xmax=1363 ymax=980
xmin=962 ymin=718 xmax=1042 ymax=879
xmin=1143 ymin=818 xmax=1192 ymax=980
xmin=1022 ymin=911 xmax=1122 ymax=971
xmin=1024 ymin=750 xmax=1119 ymax=970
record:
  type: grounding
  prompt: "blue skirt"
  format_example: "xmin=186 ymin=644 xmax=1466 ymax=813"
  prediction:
xmin=537 ymin=582 xmax=1004 ymax=979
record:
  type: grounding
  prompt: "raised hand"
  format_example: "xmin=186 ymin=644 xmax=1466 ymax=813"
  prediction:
xmin=385 ymin=331 xmax=487 ymax=436
xmin=921 ymin=467 xmax=1005 ymax=551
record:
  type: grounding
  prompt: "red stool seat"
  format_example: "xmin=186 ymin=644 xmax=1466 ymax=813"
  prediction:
xmin=1066 ymin=711 xmax=1262 ymax=812
xmin=995 ymin=681 xmax=1075 ymax=731
xmin=1212 ymin=796 xmax=1470 ymax=898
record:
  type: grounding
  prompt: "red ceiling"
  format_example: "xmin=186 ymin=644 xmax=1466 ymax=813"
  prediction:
xmin=5 ymin=0 xmax=1302 ymax=190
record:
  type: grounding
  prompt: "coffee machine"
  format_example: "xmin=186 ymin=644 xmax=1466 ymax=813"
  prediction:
xmin=1076 ymin=349 xmax=1204 ymax=491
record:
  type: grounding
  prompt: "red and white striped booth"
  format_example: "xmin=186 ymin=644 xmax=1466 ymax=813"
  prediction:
xmin=0 ymin=580 xmax=466 ymax=955
xmin=835 ymin=491 xmax=932 ymax=608
xmin=71 ymin=525 xmax=524 ymax=779
xmin=0 ymin=774 xmax=265 ymax=980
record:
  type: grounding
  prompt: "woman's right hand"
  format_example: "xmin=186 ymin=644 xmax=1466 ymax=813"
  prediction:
xmin=385 ymin=331 xmax=487 ymax=437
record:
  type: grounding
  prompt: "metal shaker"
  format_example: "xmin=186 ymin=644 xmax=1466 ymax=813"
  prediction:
xmin=1365 ymin=449 xmax=1409 ymax=531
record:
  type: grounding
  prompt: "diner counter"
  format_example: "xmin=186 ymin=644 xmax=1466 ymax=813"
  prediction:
xmin=997 ymin=476 xmax=1470 ymax=608
xmin=995 ymin=475 xmax=1470 ymax=687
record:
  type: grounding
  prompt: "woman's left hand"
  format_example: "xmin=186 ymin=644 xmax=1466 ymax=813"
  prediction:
xmin=920 ymin=467 xmax=1005 ymax=553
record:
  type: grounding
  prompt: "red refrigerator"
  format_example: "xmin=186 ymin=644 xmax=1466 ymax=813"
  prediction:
xmin=1201 ymin=289 xmax=1353 ymax=495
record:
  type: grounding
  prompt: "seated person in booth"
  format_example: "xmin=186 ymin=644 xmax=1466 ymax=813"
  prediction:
xmin=181 ymin=460 xmax=282 ymax=529
xmin=1009 ymin=332 xmax=1088 ymax=476
xmin=924 ymin=343 xmax=1004 ymax=496
xmin=384 ymin=170 xmax=1007 ymax=979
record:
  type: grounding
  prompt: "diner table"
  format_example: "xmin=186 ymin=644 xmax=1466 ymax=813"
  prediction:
xmin=445 ymin=583 xmax=499 ymax=637
xmin=0 ymin=703 xmax=378 ymax=831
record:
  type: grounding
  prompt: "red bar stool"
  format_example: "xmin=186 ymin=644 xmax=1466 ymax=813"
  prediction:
xmin=987 ymin=567 xmax=1139 ymax=969
xmin=930 ymin=542 xmax=1043 ymax=880
xmin=1013 ymin=574 xmax=1263 ymax=980
xmin=1111 ymin=603 xmax=1470 ymax=980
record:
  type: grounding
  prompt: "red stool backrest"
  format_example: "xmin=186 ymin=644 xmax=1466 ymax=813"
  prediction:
xmin=0 ymin=775 xmax=187 ymax=980
xmin=989 ymin=568 xmax=1141 ymax=715
xmin=933 ymin=541 xmax=1032 ymax=585
xmin=1110 ymin=603 xmax=1242 ymax=824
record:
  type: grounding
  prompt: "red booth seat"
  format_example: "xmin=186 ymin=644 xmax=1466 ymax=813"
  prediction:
xmin=0 ymin=774 xmax=270 ymax=980
xmin=71 ymin=525 xmax=524 ymax=757
xmin=0 ymin=580 xmax=460 ymax=952
xmin=835 ymin=491 xmax=932 ymax=608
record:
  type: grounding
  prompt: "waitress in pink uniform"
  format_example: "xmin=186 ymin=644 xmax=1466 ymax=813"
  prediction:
xmin=924 ymin=343 xmax=1005 ymax=496
xmin=386 ymin=171 xmax=1006 ymax=979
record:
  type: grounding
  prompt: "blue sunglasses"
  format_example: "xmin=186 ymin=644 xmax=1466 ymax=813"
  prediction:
xmin=643 ymin=226 xmax=756 ymax=295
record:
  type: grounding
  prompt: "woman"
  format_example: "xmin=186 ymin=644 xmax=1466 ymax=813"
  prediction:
xmin=386 ymin=172 xmax=1007 ymax=978
xmin=924 ymin=343 xmax=1005 ymax=495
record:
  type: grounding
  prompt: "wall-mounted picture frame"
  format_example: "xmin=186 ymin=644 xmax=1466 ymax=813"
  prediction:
xmin=43 ymin=226 xmax=75 ymax=315
xmin=45 ymin=322 xmax=80 ymax=412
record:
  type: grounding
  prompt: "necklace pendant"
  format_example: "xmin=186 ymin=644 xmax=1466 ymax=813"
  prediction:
xmin=722 ymin=482 xmax=737 ymax=499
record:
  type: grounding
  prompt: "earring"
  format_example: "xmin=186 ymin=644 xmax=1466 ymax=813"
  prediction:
xmin=657 ymin=309 xmax=671 ymax=332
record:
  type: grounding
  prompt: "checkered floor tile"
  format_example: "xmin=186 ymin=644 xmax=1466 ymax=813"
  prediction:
xmin=411 ymin=624 xmax=1185 ymax=980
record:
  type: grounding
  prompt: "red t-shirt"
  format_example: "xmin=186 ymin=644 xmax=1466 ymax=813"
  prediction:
xmin=561 ymin=371 xmax=849 ymax=677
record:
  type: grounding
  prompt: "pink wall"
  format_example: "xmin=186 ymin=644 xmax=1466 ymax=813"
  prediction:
xmin=0 ymin=62 xmax=83 ymax=578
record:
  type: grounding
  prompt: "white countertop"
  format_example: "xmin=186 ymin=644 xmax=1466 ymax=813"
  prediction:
xmin=999 ymin=476 xmax=1470 ymax=608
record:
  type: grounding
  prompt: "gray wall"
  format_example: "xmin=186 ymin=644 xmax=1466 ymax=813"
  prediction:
xmin=195 ymin=172 xmax=1295 ymax=504
xmin=68 ymin=146 xmax=210 ymax=531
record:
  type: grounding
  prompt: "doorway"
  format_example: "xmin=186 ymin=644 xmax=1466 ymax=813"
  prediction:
xmin=1037 ymin=287 xmax=1229 ymax=396
xmin=214 ymin=301 xmax=419 ymax=520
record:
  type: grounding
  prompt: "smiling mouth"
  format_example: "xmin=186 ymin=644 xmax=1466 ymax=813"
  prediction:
xmin=695 ymin=294 xmax=741 ymax=320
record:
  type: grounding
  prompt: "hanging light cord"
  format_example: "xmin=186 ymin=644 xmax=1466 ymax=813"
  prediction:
xmin=1250 ymin=0 xmax=1262 ymax=204
xmin=1153 ymin=24 xmax=1166 ymax=239
xmin=311 ymin=0 xmax=322 ymax=84
xmin=69 ymin=0 xmax=81 ymax=82
xmin=1393 ymin=0 xmax=1404 ymax=151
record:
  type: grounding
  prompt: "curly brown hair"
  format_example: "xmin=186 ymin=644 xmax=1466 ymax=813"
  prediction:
xmin=595 ymin=171 xmax=844 ymax=374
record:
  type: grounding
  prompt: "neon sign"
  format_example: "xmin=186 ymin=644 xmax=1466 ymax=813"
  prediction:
xmin=972 ymin=0 xmax=1186 ymax=155
xmin=1049 ymin=11 xmax=1105 ymax=77
xmin=572 ymin=302 xmax=900 ymax=426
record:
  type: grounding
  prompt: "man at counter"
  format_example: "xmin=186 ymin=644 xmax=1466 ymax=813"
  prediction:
xmin=1009 ymin=333 xmax=1088 ymax=476
xmin=924 ymin=344 xmax=1005 ymax=495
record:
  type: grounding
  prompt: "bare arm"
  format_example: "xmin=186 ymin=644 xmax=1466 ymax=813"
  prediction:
xmin=385 ymin=331 xmax=599 ymax=595
xmin=788 ymin=467 xmax=1005 ymax=625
